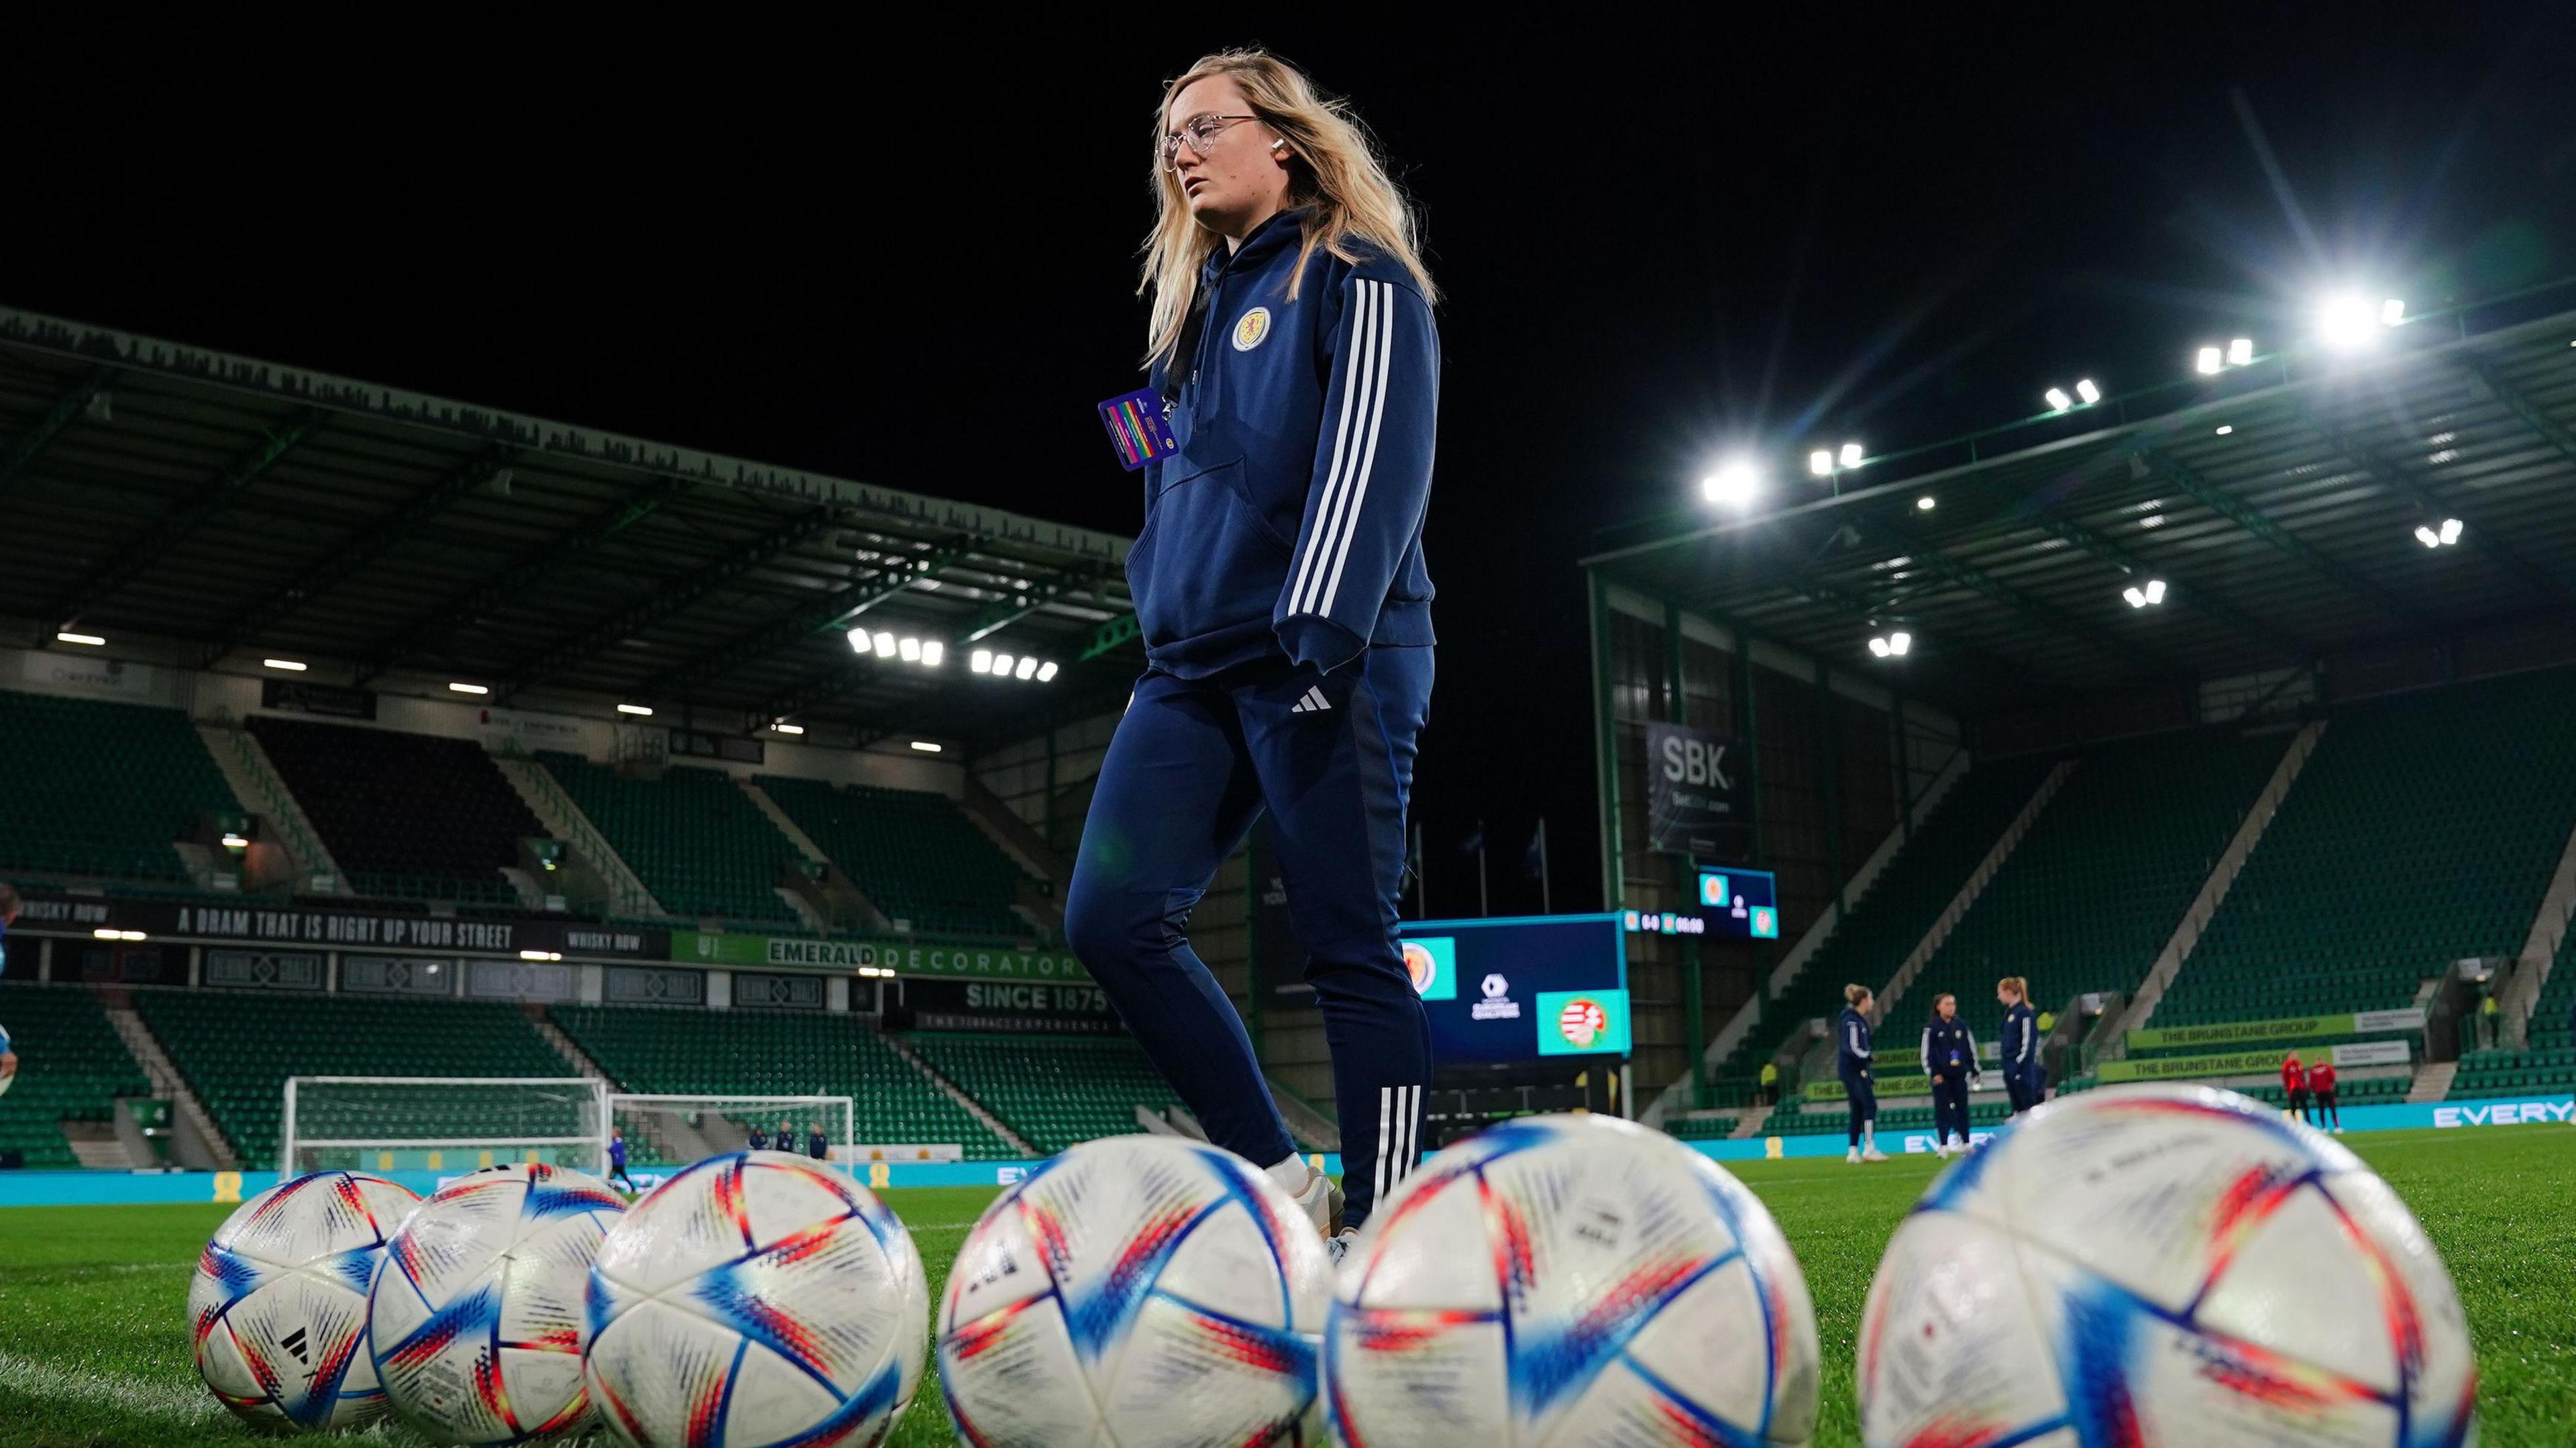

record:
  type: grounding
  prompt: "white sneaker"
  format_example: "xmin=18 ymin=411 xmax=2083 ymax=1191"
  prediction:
xmin=1324 ymin=1227 xmax=1360 ymax=1267
xmin=1288 ymin=1164 xmax=1344 ymax=1239
xmin=1934 ymin=1142 xmax=1951 ymax=1160
xmin=1847 ymin=1148 xmax=1862 ymax=1164
xmin=1862 ymin=1148 xmax=1890 ymax=1162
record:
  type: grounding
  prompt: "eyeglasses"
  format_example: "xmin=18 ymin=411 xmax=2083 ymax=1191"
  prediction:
xmin=1161 ymin=113 xmax=1263 ymax=171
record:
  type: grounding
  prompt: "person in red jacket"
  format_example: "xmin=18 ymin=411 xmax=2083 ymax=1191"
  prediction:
xmin=2307 ymin=1058 xmax=2342 ymax=1134
xmin=2282 ymin=1053 xmax=2312 ymax=1125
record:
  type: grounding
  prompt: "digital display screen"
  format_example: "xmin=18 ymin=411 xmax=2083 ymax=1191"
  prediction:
xmin=1401 ymin=914 xmax=1628 ymax=1063
xmin=1696 ymin=865 xmax=1780 ymax=939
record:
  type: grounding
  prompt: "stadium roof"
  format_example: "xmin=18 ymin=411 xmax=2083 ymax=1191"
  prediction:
xmin=1582 ymin=287 xmax=2576 ymax=717
xmin=0 ymin=307 xmax=1142 ymax=750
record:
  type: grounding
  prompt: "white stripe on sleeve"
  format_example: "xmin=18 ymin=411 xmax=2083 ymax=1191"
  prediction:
xmin=1289 ymin=280 xmax=1386 ymax=614
xmin=1316 ymin=280 xmax=1401 ymax=616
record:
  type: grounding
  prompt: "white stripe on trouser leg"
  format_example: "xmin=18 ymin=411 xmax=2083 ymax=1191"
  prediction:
xmin=1373 ymin=1085 xmax=1393 ymax=1204
xmin=1289 ymin=280 xmax=1383 ymax=612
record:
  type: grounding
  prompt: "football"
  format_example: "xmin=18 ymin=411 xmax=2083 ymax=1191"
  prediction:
xmin=938 ymin=1134 xmax=1332 ymax=1448
xmin=369 ymin=1163 xmax=628 ymax=1444
xmin=1325 ymin=1112 xmax=1821 ymax=1448
xmin=584 ymin=1150 xmax=926 ymax=1448
xmin=1857 ymin=1082 xmax=2478 ymax=1447
xmin=189 ymin=1169 xmax=423 ymax=1431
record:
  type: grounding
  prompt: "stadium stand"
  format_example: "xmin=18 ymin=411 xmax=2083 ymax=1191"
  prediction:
xmin=247 ymin=716 xmax=538 ymax=906
xmin=535 ymin=754 xmax=803 ymax=928
xmin=757 ymin=776 xmax=1030 ymax=939
xmin=1894 ymin=730 xmax=2287 ymax=1022
xmin=904 ymin=1032 xmax=1177 ymax=1154
xmin=1761 ymin=1094 xmax=2015 ymax=1139
xmin=135 ymin=991 xmax=569 ymax=1168
xmin=0 ymin=689 xmax=240 ymax=885
xmin=0 ymin=985 xmax=152 ymax=1168
xmin=2450 ymin=938 xmax=2576 ymax=1099
xmin=551 ymin=1005 xmax=1013 ymax=1157
xmin=1701 ymin=756 xmax=2057 ymax=1095
xmin=2151 ymin=672 xmax=2576 ymax=1030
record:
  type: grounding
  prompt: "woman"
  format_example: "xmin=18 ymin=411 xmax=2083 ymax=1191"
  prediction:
xmin=1996 ymin=976 xmax=2042 ymax=1115
xmin=1839 ymin=985 xmax=1888 ymax=1163
xmin=2280 ymin=1052 xmax=2312 ymax=1123
xmin=1921 ymin=993 xmax=1982 ymax=1158
xmin=1065 ymin=50 xmax=1440 ymax=1260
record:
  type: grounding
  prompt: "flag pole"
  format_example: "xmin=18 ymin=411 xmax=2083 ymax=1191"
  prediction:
xmin=1477 ymin=818 xmax=1490 ymax=917
xmin=1538 ymin=816 xmax=1552 ymax=913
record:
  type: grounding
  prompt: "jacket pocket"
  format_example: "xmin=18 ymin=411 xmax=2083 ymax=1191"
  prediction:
xmin=1133 ymin=456 xmax=1292 ymax=644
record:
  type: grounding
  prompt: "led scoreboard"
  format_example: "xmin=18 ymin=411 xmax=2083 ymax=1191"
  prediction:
xmin=1399 ymin=913 xmax=1630 ymax=1063
xmin=1623 ymin=865 xmax=1780 ymax=940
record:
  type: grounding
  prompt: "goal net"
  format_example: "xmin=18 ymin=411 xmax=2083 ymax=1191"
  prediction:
xmin=607 ymin=1094 xmax=855 ymax=1170
xmin=280 ymin=1076 xmax=609 ymax=1176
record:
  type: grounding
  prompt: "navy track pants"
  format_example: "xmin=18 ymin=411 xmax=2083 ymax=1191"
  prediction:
xmin=1066 ymin=646 xmax=1434 ymax=1227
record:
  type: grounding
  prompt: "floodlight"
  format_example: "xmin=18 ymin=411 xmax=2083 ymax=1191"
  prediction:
xmin=991 ymin=653 xmax=1014 ymax=677
xmin=2381 ymin=298 xmax=2406 ymax=326
xmin=1015 ymin=656 xmax=1038 ymax=680
xmin=2075 ymin=379 xmax=2101 ymax=405
xmin=2438 ymin=518 xmax=2463 ymax=546
xmin=847 ymin=628 xmax=873 ymax=654
xmin=56 ymin=631 xmax=105 ymax=646
xmin=771 ymin=721 xmax=805 ymax=735
xmin=1887 ymin=630 xmax=1912 ymax=656
xmin=1868 ymin=636 xmax=1892 ymax=658
xmin=2196 ymin=347 xmax=2223 ymax=376
xmin=1916 ymin=496 xmax=1936 ymax=511
xmin=1701 ymin=461 xmax=1760 ymax=507
xmin=2228 ymin=338 xmax=2253 ymax=366
xmin=448 ymin=681 xmax=488 ymax=695
xmin=616 ymin=703 xmax=653 ymax=716
xmin=1809 ymin=449 xmax=1833 ymax=478
xmin=2145 ymin=579 xmax=2167 ymax=605
xmin=922 ymin=641 xmax=945 ymax=667
xmin=1037 ymin=661 xmax=1059 ymax=681
xmin=898 ymin=636 xmax=921 ymax=661
xmin=2415 ymin=525 xmax=2440 ymax=549
xmin=2123 ymin=586 xmax=2147 ymax=608
xmin=2318 ymin=294 xmax=2380 ymax=349
xmin=2045 ymin=388 xmax=2074 ymax=412
xmin=971 ymin=649 xmax=993 ymax=674
xmin=910 ymin=740 xmax=943 ymax=753
xmin=262 ymin=658 xmax=307 ymax=671
xmin=1839 ymin=442 xmax=1863 ymax=468
xmin=873 ymin=630 xmax=896 ymax=657
xmin=2215 ymin=425 xmax=2235 ymax=435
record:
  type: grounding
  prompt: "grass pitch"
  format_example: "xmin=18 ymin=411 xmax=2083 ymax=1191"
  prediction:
xmin=1 ymin=1128 xmax=2569 ymax=1447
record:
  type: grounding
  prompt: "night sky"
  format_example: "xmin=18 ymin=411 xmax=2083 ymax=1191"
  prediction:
xmin=13 ymin=10 xmax=2576 ymax=918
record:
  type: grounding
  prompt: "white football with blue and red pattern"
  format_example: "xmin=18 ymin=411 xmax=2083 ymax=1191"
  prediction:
xmin=1325 ymin=1112 xmax=1820 ymax=1448
xmin=584 ymin=1151 xmax=926 ymax=1448
xmin=368 ymin=1164 xmax=627 ymax=1443
xmin=938 ymin=1135 xmax=1333 ymax=1447
xmin=190 ymin=1169 xmax=423 ymax=1431
xmin=1858 ymin=1082 xmax=2477 ymax=1448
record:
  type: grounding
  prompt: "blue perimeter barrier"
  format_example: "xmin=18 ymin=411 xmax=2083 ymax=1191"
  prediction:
xmin=3 ymin=1095 xmax=2570 ymax=1208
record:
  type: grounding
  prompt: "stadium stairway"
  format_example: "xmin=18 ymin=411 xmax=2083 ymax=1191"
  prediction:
xmin=2141 ymin=671 xmax=2576 ymax=1036
xmin=755 ymin=776 xmax=1037 ymax=941
xmin=197 ymin=720 xmax=343 ymax=894
xmin=98 ymin=991 xmax=238 ymax=1170
xmin=2502 ymin=809 xmax=2576 ymax=1049
xmin=875 ymin=1034 xmax=1039 ymax=1157
xmin=1870 ymin=758 xmax=2074 ymax=1023
xmin=490 ymin=753 xmax=667 ymax=920
xmin=2105 ymin=721 xmax=2322 ymax=1048
xmin=534 ymin=753 xmax=808 ymax=930
xmin=734 ymin=777 xmax=890 ymax=932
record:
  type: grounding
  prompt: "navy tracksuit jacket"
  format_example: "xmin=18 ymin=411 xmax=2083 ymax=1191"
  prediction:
xmin=1068 ymin=207 xmax=1438 ymax=1227
xmin=1837 ymin=1008 xmax=1876 ymax=1146
xmin=1921 ymin=1015 xmax=1980 ymax=1146
xmin=2000 ymin=1001 xmax=2043 ymax=1112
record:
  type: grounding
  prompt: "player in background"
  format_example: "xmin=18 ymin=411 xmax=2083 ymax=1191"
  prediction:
xmin=747 ymin=1121 xmax=769 ymax=1152
xmin=2308 ymin=1058 xmax=2342 ymax=1134
xmin=1067 ymin=50 xmax=1441 ymax=1260
xmin=1921 ymin=993 xmax=1981 ymax=1158
xmin=606 ymin=1127 xmax=635 ymax=1192
xmin=2281 ymin=1052 xmax=2312 ymax=1125
xmin=806 ymin=1122 xmax=828 ymax=1161
xmin=0 ymin=883 xmax=19 ymax=1095
xmin=1995 ymin=976 xmax=2042 ymax=1115
xmin=1839 ymin=985 xmax=1887 ymax=1163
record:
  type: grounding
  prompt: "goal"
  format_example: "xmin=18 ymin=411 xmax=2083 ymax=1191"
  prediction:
xmin=608 ymin=1094 xmax=855 ymax=1168
xmin=280 ymin=1076 xmax=610 ymax=1176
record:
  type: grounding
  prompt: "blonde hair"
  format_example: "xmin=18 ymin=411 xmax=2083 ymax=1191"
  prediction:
xmin=1998 ymin=976 xmax=2027 ymax=1002
xmin=1844 ymin=984 xmax=1870 ymax=1007
xmin=1141 ymin=49 xmax=1436 ymax=366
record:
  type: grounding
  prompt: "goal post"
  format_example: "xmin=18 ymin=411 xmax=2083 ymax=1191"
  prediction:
xmin=280 ymin=1076 xmax=610 ymax=1176
xmin=606 ymin=1094 xmax=855 ymax=1169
